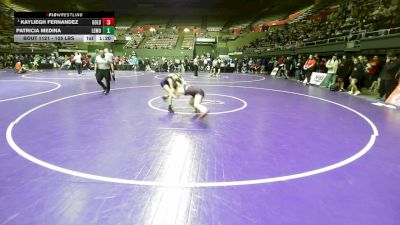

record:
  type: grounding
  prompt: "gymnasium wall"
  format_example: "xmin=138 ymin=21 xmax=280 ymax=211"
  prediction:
xmin=216 ymin=41 xmax=229 ymax=55
xmin=361 ymin=35 xmax=400 ymax=50
xmin=87 ymin=43 xmax=111 ymax=53
xmin=195 ymin=44 xmax=215 ymax=56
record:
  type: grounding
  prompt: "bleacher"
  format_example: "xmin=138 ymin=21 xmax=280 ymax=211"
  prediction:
xmin=15 ymin=42 xmax=56 ymax=49
xmin=0 ymin=3 xmax=58 ymax=51
xmin=60 ymin=43 xmax=79 ymax=50
xmin=241 ymin=0 xmax=398 ymax=53
xmin=124 ymin=34 xmax=144 ymax=49
xmin=143 ymin=34 xmax=178 ymax=49
xmin=181 ymin=34 xmax=194 ymax=50
xmin=115 ymin=28 xmax=128 ymax=41
xmin=0 ymin=4 xmax=14 ymax=48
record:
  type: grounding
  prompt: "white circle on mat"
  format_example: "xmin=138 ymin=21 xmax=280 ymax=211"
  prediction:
xmin=0 ymin=80 xmax=61 ymax=103
xmin=6 ymin=85 xmax=378 ymax=187
xmin=22 ymin=72 xmax=145 ymax=80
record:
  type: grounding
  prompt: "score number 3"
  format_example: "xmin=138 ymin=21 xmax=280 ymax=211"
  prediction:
xmin=102 ymin=18 xmax=115 ymax=26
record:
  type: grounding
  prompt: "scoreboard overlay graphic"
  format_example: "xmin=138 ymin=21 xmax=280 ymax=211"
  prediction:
xmin=13 ymin=12 xmax=115 ymax=42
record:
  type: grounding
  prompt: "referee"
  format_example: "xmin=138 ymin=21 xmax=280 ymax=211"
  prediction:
xmin=94 ymin=50 xmax=114 ymax=95
xmin=193 ymin=55 xmax=199 ymax=76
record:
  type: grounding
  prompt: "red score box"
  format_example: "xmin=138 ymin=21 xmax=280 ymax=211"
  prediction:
xmin=102 ymin=18 xmax=115 ymax=26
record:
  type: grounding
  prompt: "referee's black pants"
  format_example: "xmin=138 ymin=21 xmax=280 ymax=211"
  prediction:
xmin=96 ymin=69 xmax=111 ymax=92
xmin=306 ymin=70 xmax=313 ymax=83
xmin=194 ymin=65 xmax=198 ymax=76
xmin=76 ymin=63 xmax=82 ymax=74
xmin=379 ymin=79 xmax=397 ymax=99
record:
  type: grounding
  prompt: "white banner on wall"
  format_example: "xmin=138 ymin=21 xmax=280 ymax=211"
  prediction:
xmin=228 ymin=52 xmax=243 ymax=56
xmin=196 ymin=38 xmax=216 ymax=43
xmin=270 ymin=67 xmax=279 ymax=76
xmin=303 ymin=72 xmax=328 ymax=86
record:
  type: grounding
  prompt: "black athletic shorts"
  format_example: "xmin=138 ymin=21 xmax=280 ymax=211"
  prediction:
xmin=185 ymin=85 xmax=205 ymax=97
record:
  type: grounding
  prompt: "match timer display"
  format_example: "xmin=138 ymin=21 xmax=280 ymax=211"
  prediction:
xmin=13 ymin=12 xmax=115 ymax=42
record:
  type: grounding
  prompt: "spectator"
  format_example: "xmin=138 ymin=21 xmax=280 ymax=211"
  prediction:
xmin=348 ymin=57 xmax=364 ymax=96
xmin=15 ymin=61 xmax=26 ymax=74
xmin=240 ymin=0 xmax=397 ymax=53
xmin=365 ymin=56 xmax=381 ymax=89
xmin=284 ymin=56 xmax=293 ymax=78
xmin=324 ymin=54 xmax=340 ymax=89
xmin=83 ymin=55 xmax=92 ymax=70
xmin=303 ymin=54 xmax=317 ymax=85
xmin=378 ymin=52 xmax=400 ymax=100
xmin=295 ymin=55 xmax=305 ymax=82
xmin=253 ymin=59 xmax=261 ymax=74
xmin=318 ymin=58 xmax=328 ymax=73
xmin=260 ymin=58 xmax=268 ymax=74
xmin=277 ymin=56 xmax=287 ymax=78
xmin=129 ymin=54 xmax=139 ymax=72
xmin=60 ymin=58 xmax=71 ymax=70
xmin=337 ymin=55 xmax=353 ymax=92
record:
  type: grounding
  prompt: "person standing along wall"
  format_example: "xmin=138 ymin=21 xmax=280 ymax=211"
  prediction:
xmin=336 ymin=55 xmax=353 ymax=92
xmin=104 ymin=48 xmax=115 ymax=81
xmin=348 ymin=58 xmax=364 ymax=96
xmin=324 ymin=54 xmax=339 ymax=89
xmin=378 ymin=52 xmax=400 ymax=100
xmin=365 ymin=56 xmax=381 ymax=89
xmin=303 ymin=55 xmax=317 ymax=86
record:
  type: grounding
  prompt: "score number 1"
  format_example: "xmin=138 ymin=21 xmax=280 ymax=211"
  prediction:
xmin=102 ymin=26 xmax=115 ymax=34
xmin=102 ymin=18 xmax=115 ymax=35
